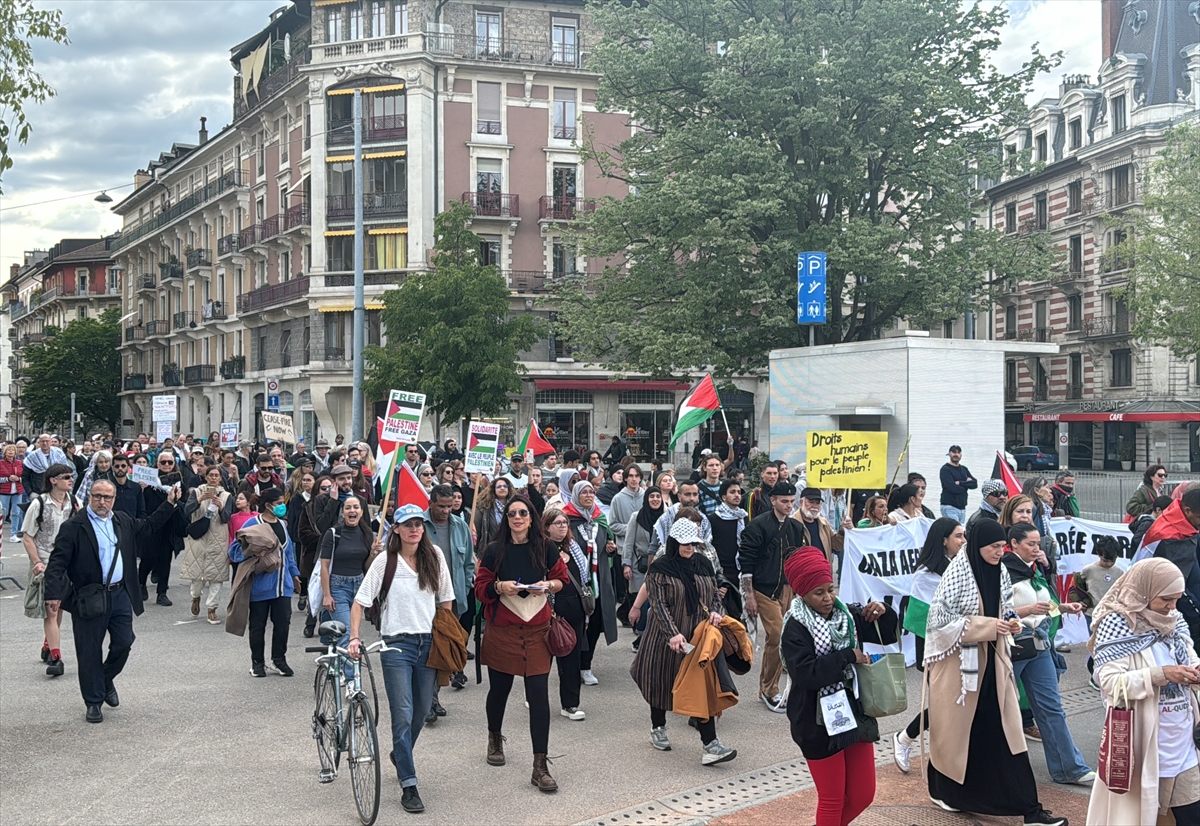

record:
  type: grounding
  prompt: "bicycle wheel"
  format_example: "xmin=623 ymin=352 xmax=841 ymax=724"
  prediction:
xmin=312 ymin=668 xmax=340 ymax=781
xmin=359 ymin=650 xmax=380 ymax=724
xmin=348 ymin=694 xmax=380 ymax=826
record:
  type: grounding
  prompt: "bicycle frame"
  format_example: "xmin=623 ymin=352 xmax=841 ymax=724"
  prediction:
xmin=309 ymin=639 xmax=395 ymax=780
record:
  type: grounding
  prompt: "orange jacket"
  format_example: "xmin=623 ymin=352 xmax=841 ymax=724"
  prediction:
xmin=671 ymin=618 xmax=747 ymax=719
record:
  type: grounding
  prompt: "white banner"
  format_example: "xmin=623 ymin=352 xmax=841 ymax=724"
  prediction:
xmin=151 ymin=395 xmax=177 ymax=422
xmin=219 ymin=422 xmax=239 ymax=449
xmin=261 ymin=411 xmax=295 ymax=444
xmin=155 ymin=420 xmax=173 ymax=442
xmin=1046 ymin=516 xmax=1133 ymax=645
xmin=131 ymin=464 xmax=170 ymax=490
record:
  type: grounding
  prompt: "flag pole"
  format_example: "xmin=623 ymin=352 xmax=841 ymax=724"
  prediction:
xmin=889 ymin=434 xmax=911 ymax=489
xmin=377 ymin=442 xmax=402 ymax=520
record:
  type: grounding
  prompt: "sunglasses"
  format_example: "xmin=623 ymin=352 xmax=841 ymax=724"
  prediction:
xmin=53 ymin=474 xmax=73 ymax=481
xmin=508 ymin=508 xmax=531 ymax=518
xmin=158 ymin=461 xmax=174 ymax=466
xmin=420 ymin=471 xmax=434 ymax=477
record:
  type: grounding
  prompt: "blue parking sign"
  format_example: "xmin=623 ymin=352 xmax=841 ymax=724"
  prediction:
xmin=797 ymin=252 xmax=827 ymax=324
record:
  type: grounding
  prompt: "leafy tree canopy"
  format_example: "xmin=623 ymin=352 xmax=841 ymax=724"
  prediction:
xmin=1115 ymin=121 xmax=1200 ymax=359
xmin=0 ymin=0 xmax=68 ymax=191
xmin=22 ymin=306 xmax=121 ymax=433
xmin=364 ymin=202 xmax=541 ymax=426
xmin=555 ymin=0 xmax=1059 ymax=376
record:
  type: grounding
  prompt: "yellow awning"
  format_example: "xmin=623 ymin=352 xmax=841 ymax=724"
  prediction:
xmin=314 ymin=0 xmax=353 ymax=7
xmin=327 ymin=88 xmax=358 ymax=97
xmin=364 ymin=150 xmax=406 ymax=159
xmin=368 ymin=227 xmax=408 ymax=235
xmin=326 ymin=155 xmax=354 ymax=163
xmin=324 ymin=230 xmax=355 ymax=237
xmin=368 ymin=84 xmax=405 ymax=94
xmin=318 ymin=303 xmax=386 ymax=312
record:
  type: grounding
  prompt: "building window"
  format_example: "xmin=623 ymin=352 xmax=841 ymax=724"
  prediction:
xmin=1105 ymin=228 xmax=1130 ymax=272
xmin=942 ymin=319 xmax=954 ymax=339
xmin=394 ymin=1 xmax=408 ymax=34
xmin=476 ymin=157 xmax=502 ymax=194
xmin=1067 ymin=294 xmax=1082 ymax=331
xmin=1004 ymin=203 xmax=1017 ymax=234
xmin=279 ymin=114 xmax=289 ymax=164
xmin=371 ymin=1 xmax=387 ymax=36
xmin=326 ymin=8 xmax=342 ymax=43
xmin=370 ymin=90 xmax=406 ymax=138
xmin=1005 ymin=359 xmax=1017 ymax=399
xmin=280 ymin=329 xmax=292 ymax=368
xmin=476 ymin=11 xmax=501 ymax=57
xmin=1067 ymin=180 xmax=1082 ymax=214
xmin=258 ymin=334 xmax=268 ymax=371
xmin=1005 ymin=143 xmax=1018 ymax=174
xmin=479 ymin=235 xmax=501 ymax=267
xmin=348 ymin=5 xmax=363 ymax=40
xmin=1069 ymin=353 xmax=1083 ymax=398
xmin=1110 ymin=164 xmax=1131 ymax=207
xmin=552 ymin=17 xmax=578 ymax=66
xmin=1068 ymin=234 xmax=1082 ymax=274
xmin=552 ymin=241 xmax=577 ymax=276
xmin=1068 ymin=118 xmax=1082 ymax=149
xmin=477 ymin=82 xmax=502 ymax=134
xmin=1034 ymin=193 xmax=1047 ymax=231
xmin=1004 ymin=304 xmax=1017 ymax=339
xmin=1034 ymin=132 xmax=1047 ymax=162
xmin=536 ymin=390 xmax=592 ymax=405
xmin=1111 ymin=94 xmax=1126 ymax=134
xmin=553 ymin=88 xmax=577 ymax=140
xmin=1111 ymin=348 xmax=1132 ymax=387
xmin=327 ymin=236 xmax=353 ymax=271
xmin=257 ymin=132 xmax=265 ymax=175
xmin=552 ymin=164 xmax=576 ymax=199
xmin=367 ymin=233 xmax=407 ymax=270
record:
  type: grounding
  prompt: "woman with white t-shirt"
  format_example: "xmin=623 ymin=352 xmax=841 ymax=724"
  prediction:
xmin=1087 ymin=558 xmax=1200 ymax=825
xmin=349 ymin=503 xmax=455 ymax=815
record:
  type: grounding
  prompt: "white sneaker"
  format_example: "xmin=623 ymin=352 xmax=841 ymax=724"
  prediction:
xmin=650 ymin=726 xmax=671 ymax=751
xmin=580 ymin=669 xmax=599 ymax=686
xmin=930 ymin=797 xmax=960 ymax=813
xmin=1068 ymin=770 xmax=1096 ymax=786
xmin=560 ymin=707 xmax=586 ymax=721
xmin=760 ymin=692 xmax=786 ymax=713
xmin=892 ymin=730 xmax=913 ymax=774
xmin=701 ymin=738 xmax=737 ymax=766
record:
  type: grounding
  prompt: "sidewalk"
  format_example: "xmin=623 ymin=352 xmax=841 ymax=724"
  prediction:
xmin=708 ymin=763 xmax=1090 ymax=826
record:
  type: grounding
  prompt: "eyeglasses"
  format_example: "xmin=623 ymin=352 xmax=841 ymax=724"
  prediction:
xmin=508 ymin=509 xmax=531 ymax=518
xmin=550 ymin=519 xmax=569 ymax=527
xmin=91 ymin=494 xmax=115 ymax=502
xmin=158 ymin=461 xmax=174 ymax=467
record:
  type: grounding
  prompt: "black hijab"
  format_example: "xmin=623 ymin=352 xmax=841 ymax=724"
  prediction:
xmin=967 ymin=518 xmax=1007 ymax=618
xmin=650 ymin=536 xmax=713 ymax=615
xmin=635 ymin=485 xmax=665 ymax=533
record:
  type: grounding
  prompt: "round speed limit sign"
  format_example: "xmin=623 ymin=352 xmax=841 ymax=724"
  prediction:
xmin=266 ymin=378 xmax=280 ymax=394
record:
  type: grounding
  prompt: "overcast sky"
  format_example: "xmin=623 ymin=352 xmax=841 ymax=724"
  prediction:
xmin=0 ymin=0 xmax=1103 ymax=271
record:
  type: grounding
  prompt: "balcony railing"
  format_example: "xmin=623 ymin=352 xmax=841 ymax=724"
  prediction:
xmin=1033 ymin=386 xmax=1049 ymax=402
xmin=159 ymin=262 xmax=183 ymax=280
xmin=463 ymin=191 xmax=519 ymax=218
xmin=324 ymin=346 xmax=348 ymax=362
xmin=284 ymin=202 xmax=310 ymax=232
xmin=329 ymin=114 xmax=408 ymax=146
xmin=321 ymin=271 xmax=407 ymax=288
xmin=112 ymin=171 xmax=244 ymax=251
xmin=236 ymin=275 xmax=310 ymax=314
xmin=260 ymin=214 xmax=280 ymax=241
xmin=220 ymin=358 xmax=245 ymax=380
xmin=218 ymin=234 xmax=240 ymax=257
xmin=1081 ymin=314 xmax=1132 ymax=338
xmin=123 ymin=374 xmax=148 ymax=391
xmin=1067 ymin=383 xmax=1084 ymax=400
xmin=239 ymin=224 xmax=261 ymax=249
xmin=1106 ymin=184 xmax=1136 ymax=209
xmin=125 ymin=325 xmax=148 ymax=342
xmin=427 ymin=31 xmax=585 ymax=69
xmin=326 ymin=193 xmax=408 ymax=221
xmin=162 ymin=369 xmax=183 ymax=387
xmin=502 ymin=270 xmax=592 ymax=293
xmin=10 ymin=303 xmax=27 ymax=321
xmin=173 ymin=311 xmax=199 ymax=331
xmin=538 ymin=196 xmax=595 ymax=221
xmin=146 ymin=319 xmax=170 ymax=337
xmin=553 ymin=124 xmax=578 ymax=140
xmin=184 ymin=364 xmax=216 ymax=385
xmin=319 ymin=32 xmax=420 ymax=61
xmin=186 ymin=248 xmax=212 ymax=269
xmin=201 ymin=300 xmax=228 ymax=321
xmin=138 ymin=274 xmax=156 ymax=291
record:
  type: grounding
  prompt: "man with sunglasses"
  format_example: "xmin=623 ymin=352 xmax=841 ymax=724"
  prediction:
xmin=108 ymin=454 xmax=147 ymax=520
xmin=238 ymin=454 xmax=283 ymax=499
xmin=44 ymin=476 xmax=181 ymax=723
xmin=137 ymin=452 xmax=187 ymax=607
xmin=966 ymin=478 xmax=1009 ymax=534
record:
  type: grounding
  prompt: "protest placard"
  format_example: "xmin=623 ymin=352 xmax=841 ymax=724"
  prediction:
xmin=155 ymin=420 xmax=173 ymax=442
xmin=464 ymin=422 xmax=501 ymax=474
xmin=151 ymin=395 xmax=177 ymax=422
xmin=381 ymin=390 xmax=426 ymax=444
xmin=261 ymin=411 xmax=295 ymax=443
xmin=806 ymin=430 xmax=887 ymax=488
xmin=131 ymin=464 xmax=169 ymax=490
xmin=219 ymin=422 xmax=239 ymax=448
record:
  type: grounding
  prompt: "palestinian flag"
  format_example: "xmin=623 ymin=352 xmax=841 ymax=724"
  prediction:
xmin=375 ymin=417 xmax=399 ymax=493
xmin=386 ymin=393 xmax=423 ymax=434
xmin=902 ymin=569 xmax=941 ymax=639
xmin=392 ymin=460 xmax=430 ymax=512
xmin=669 ymin=375 xmax=720 ymax=450
xmin=1136 ymin=500 xmax=1199 ymax=560
xmin=468 ymin=426 xmax=499 ymax=459
xmin=996 ymin=450 xmax=1022 ymax=497
xmin=517 ymin=418 xmax=555 ymax=457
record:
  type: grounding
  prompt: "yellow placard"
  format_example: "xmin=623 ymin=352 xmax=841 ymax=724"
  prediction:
xmin=806 ymin=431 xmax=888 ymax=488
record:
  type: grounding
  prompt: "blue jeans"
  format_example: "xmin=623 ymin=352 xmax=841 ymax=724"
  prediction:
xmin=939 ymin=505 xmax=966 ymax=524
xmin=1012 ymin=647 xmax=1092 ymax=782
xmin=380 ymin=633 xmax=436 ymax=788
xmin=0 ymin=493 xmax=23 ymax=538
xmin=320 ymin=574 xmax=363 ymax=650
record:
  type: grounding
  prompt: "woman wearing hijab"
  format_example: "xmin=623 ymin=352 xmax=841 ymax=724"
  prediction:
xmin=923 ymin=519 xmax=1066 ymax=825
xmin=629 ymin=518 xmax=736 ymax=765
xmin=892 ymin=517 xmax=966 ymax=773
xmin=623 ymin=486 xmax=664 ymax=597
xmin=564 ymin=479 xmax=619 ymax=686
xmin=781 ymin=547 xmax=895 ymax=826
xmin=1087 ymin=558 xmax=1200 ymax=825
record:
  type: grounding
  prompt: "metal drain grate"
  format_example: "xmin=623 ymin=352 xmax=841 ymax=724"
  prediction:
xmin=1060 ymin=684 xmax=1104 ymax=716
xmin=661 ymin=761 xmax=812 ymax=817
xmin=575 ymin=801 xmax=704 ymax=826
xmin=854 ymin=805 xmax=984 ymax=825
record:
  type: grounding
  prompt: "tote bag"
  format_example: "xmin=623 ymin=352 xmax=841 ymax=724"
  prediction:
xmin=1098 ymin=674 xmax=1134 ymax=794
xmin=853 ymin=621 xmax=907 ymax=718
xmin=306 ymin=529 xmax=337 ymax=618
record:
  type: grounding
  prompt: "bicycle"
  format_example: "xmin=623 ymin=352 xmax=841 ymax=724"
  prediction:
xmin=308 ymin=620 xmax=394 ymax=826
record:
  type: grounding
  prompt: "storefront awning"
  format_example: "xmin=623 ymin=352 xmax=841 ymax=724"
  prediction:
xmin=533 ymin=379 xmax=690 ymax=392
xmin=1025 ymin=411 xmax=1200 ymax=423
xmin=1023 ymin=400 xmax=1200 ymax=423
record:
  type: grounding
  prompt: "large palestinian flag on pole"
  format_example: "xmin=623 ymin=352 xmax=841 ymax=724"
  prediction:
xmin=668 ymin=375 xmax=721 ymax=450
xmin=517 ymin=418 xmax=556 ymax=457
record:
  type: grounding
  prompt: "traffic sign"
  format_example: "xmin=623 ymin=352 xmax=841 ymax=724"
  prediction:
xmin=268 ymin=395 xmax=281 ymax=412
xmin=265 ymin=377 xmax=280 ymax=394
xmin=797 ymin=252 xmax=827 ymax=324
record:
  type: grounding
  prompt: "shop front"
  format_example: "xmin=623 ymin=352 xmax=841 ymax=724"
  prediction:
xmin=1024 ymin=401 xmax=1200 ymax=471
xmin=535 ymin=389 xmax=593 ymax=455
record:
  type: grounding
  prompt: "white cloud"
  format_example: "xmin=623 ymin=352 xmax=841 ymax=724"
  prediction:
xmin=992 ymin=0 xmax=1104 ymax=103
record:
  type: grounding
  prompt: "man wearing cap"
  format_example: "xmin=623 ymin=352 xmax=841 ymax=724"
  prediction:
xmin=312 ymin=464 xmax=356 ymax=539
xmin=966 ymin=479 xmax=1009 ymax=534
xmin=938 ymin=445 xmax=977 ymax=524
xmin=501 ymin=453 xmax=529 ymax=490
xmin=312 ymin=439 xmax=331 ymax=473
xmin=794 ymin=487 xmax=849 ymax=567
xmin=738 ymin=481 xmax=809 ymax=712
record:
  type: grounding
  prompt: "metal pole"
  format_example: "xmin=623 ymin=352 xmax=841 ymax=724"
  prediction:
xmin=809 ymin=326 xmax=815 ymax=347
xmin=350 ymin=88 xmax=366 ymax=443
xmin=70 ymin=393 xmax=76 ymax=442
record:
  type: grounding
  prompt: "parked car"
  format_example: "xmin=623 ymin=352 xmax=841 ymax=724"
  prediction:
xmin=1011 ymin=445 xmax=1060 ymax=471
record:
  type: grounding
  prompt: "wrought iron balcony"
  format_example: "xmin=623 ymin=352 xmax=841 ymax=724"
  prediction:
xmin=146 ymin=319 xmax=170 ymax=337
xmin=162 ymin=369 xmax=183 ymax=387
xmin=236 ymin=275 xmax=310 ymax=314
xmin=201 ymin=301 xmax=228 ymax=321
xmin=173 ymin=311 xmax=199 ymax=331
xmin=138 ymin=274 xmax=156 ymax=291
xmin=220 ymin=357 xmax=245 ymax=380
xmin=111 ymin=171 xmax=245 ymax=252
xmin=125 ymin=325 xmax=148 ymax=342
xmin=327 ymin=193 xmax=408 ymax=221
xmin=1081 ymin=314 xmax=1132 ymax=338
xmin=324 ymin=346 xmax=347 ymax=362
xmin=462 ymin=191 xmax=519 ymax=218
xmin=284 ymin=202 xmax=310 ymax=232
xmin=184 ymin=364 xmax=216 ymax=385
xmin=428 ymin=32 xmax=585 ymax=69
xmin=538 ymin=196 xmax=594 ymax=221
xmin=159 ymin=261 xmax=183 ymax=280
xmin=1067 ymin=383 xmax=1083 ymax=400
xmin=328 ymin=114 xmax=408 ymax=146
xmin=123 ymin=374 xmax=148 ymax=391
xmin=218 ymin=234 xmax=240 ymax=257
xmin=186 ymin=248 xmax=212 ymax=269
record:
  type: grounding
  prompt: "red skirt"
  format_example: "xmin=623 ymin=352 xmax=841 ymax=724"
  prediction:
xmin=480 ymin=621 xmax=552 ymax=677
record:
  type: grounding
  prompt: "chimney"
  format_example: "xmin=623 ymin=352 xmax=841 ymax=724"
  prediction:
xmin=134 ymin=169 xmax=152 ymax=189
xmin=1101 ymin=0 xmax=1123 ymax=62
xmin=10 ymin=263 xmax=18 ymax=280
xmin=199 ymin=116 xmax=209 ymax=145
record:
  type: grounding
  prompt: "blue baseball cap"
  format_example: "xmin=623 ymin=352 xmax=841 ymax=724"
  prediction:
xmin=392 ymin=503 xmax=426 ymax=525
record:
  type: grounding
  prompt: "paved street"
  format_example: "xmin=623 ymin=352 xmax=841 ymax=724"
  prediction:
xmin=0 ymin=568 xmax=1100 ymax=826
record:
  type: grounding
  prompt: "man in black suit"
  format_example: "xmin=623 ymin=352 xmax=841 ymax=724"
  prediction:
xmin=44 ymin=479 xmax=181 ymax=723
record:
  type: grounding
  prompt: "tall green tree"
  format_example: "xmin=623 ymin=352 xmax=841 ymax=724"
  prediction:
xmin=364 ymin=203 xmax=541 ymax=427
xmin=22 ymin=306 xmax=121 ymax=433
xmin=1114 ymin=121 xmax=1200 ymax=359
xmin=0 ymin=0 xmax=68 ymax=191
xmin=555 ymin=0 xmax=1058 ymax=376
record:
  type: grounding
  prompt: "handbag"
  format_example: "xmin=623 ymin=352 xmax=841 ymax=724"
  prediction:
xmin=187 ymin=514 xmax=211 ymax=540
xmin=546 ymin=611 xmax=577 ymax=657
xmin=1098 ymin=674 xmax=1134 ymax=794
xmin=75 ymin=541 xmax=121 ymax=621
xmin=307 ymin=528 xmax=337 ymax=618
xmin=1009 ymin=633 xmax=1040 ymax=662
xmin=24 ymin=572 xmax=45 ymax=618
xmin=853 ymin=620 xmax=907 ymax=718
xmin=566 ymin=563 xmax=596 ymax=616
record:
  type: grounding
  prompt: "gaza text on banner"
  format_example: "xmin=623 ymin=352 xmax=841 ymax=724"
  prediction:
xmin=261 ymin=411 xmax=295 ymax=444
xmin=806 ymin=430 xmax=887 ymax=489
xmin=382 ymin=390 xmax=426 ymax=444
xmin=839 ymin=515 xmax=1133 ymax=649
xmin=464 ymin=422 xmax=501 ymax=475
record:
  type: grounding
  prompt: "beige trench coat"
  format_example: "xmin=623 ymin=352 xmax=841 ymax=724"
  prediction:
xmin=179 ymin=489 xmax=231 ymax=583
xmin=1087 ymin=645 xmax=1200 ymax=826
xmin=926 ymin=604 xmax=1027 ymax=784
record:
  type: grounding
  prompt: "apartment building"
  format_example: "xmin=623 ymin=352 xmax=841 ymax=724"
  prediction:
xmin=110 ymin=0 xmax=766 ymax=460
xmin=3 ymin=241 xmax=122 ymax=437
xmin=983 ymin=0 xmax=1200 ymax=472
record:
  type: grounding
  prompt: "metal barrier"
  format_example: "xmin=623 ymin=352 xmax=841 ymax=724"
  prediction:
xmin=1014 ymin=470 xmax=1200 ymax=522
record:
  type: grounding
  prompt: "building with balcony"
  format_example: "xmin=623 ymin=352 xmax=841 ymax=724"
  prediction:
xmin=981 ymin=0 xmax=1200 ymax=472
xmin=1 ymin=240 xmax=121 ymax=436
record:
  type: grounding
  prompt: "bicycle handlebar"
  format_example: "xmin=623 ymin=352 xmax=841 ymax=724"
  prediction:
xmin=308 ymin=639 xmax=399 ymax=664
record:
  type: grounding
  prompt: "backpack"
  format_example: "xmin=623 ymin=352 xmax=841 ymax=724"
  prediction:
xmin=367 ymin=551 xmax=399 ymax=632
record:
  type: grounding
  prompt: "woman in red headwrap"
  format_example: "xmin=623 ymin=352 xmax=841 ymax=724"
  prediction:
xmin=780 ymin=547 xmax=897 ymax=826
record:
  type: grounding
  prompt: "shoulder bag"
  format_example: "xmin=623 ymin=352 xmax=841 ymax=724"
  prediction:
xmin=75 ymin=539 xmax=121 ymax=620
xmin=546 ymin=610 xmax=577 ymax=657
xmin=1098 ymin=674 xmax=1133 ymax=794
xmin=853 ymin=620 xmax=908 ymax=718
xmin=566 ymin=561 xmax=596 ymax=616
xmin=306 ymin=528 xmax=337 ymax=618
